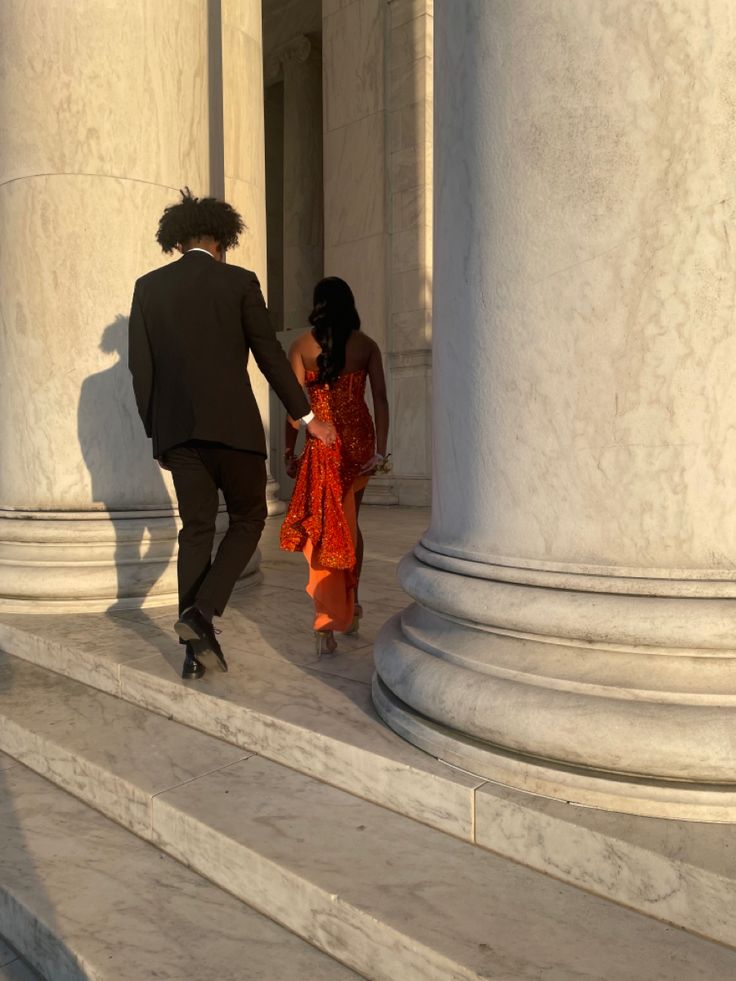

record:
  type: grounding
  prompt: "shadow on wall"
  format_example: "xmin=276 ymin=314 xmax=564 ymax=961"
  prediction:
xmin=77 ymin=315 xmax=176 ymax=611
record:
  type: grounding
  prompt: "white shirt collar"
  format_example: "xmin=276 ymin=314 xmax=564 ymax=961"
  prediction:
xmin=185 ymin=248 xmax=214 ymax=257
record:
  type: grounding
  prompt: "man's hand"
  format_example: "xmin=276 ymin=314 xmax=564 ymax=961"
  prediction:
xmin=306 ymin=418 xmax=337 ymax=445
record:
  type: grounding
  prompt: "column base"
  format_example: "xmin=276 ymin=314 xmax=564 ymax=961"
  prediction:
xmin=0 ymin=508 xmax=260 ymax=613
xmin=364 ymin=476 xmax=399 ymax=506
xmin=372 ymin=669 xmax=736 ymax=824
xmin=373 ymin=545 xmax=736 ymax=823
xmin=266 ymin=477 xmax=286 ymax=516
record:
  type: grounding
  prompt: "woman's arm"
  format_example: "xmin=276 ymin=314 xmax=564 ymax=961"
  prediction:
xmin=367 ymin=341 xmax=389 ymax=457
xmin=284 ymin=340 xmax=306 ymax=460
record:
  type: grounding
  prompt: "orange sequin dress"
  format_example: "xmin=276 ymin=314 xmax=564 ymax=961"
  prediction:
xmin=280 ymin=369 xmax=375 ymax=631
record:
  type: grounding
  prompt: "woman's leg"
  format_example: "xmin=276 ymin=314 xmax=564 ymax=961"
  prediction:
xmin=354 ymin=487 xmax=365 ymax=604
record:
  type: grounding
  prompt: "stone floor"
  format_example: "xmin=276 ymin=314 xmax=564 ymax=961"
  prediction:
xmin=0 ymin=937 xmax=38 ymax=981
xmin=8 ymin=504 xmax=428 ymax=688
xmin=4 ymin=507 xmax=736 ymax=978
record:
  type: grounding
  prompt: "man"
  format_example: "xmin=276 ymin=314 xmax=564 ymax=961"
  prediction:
xmin=128 ymin=188 xmax=335 ymax=679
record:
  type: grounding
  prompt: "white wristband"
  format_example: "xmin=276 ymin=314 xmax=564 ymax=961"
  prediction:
xmin=299 ymin=411 xmax=315 ymax=427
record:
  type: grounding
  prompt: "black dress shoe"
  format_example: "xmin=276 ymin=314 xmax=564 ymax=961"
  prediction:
xmin=181 ymin=642 xmax=205 ymax=680
xmin=175 ymin=606 xmax=228 ymax=672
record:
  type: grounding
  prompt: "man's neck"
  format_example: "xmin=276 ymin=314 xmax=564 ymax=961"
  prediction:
xmin=180 ymin=237 xmax=222 ymax=261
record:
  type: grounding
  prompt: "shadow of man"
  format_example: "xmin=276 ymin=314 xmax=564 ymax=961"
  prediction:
xmin=77 ymin=316 xmax=177 ymax=617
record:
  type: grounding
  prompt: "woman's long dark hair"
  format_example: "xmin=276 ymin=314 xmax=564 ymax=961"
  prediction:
xmin=309 ymin=277 xmax=361 ymax=385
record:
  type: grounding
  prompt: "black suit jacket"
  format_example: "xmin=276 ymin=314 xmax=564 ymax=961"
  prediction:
xmin=128 ymin=250 xmax=309 ymax=457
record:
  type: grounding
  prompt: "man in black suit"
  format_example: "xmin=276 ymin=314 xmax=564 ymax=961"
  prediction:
xmin=129 ymin=189 xmax=335 ymax=679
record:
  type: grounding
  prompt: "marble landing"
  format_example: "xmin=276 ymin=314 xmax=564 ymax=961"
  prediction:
xmin=0 ymin=653 xmax=248 ymax=837
xmin=476 ymin=781 xmax=736 ymax=952
xmin=5 ymin=506 xmax=736 ymax=950
xmin=2 ymin=657 xmax=735 ymax=981
xmin=0 ymin=509 xmax=484 ymax=842
xmin=0 ymin=763 xmax=358 ymax=981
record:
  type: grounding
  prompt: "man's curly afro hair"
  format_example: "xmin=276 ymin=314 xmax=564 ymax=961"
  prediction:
xmin=155 ymin=187 xmax=245 ymax=253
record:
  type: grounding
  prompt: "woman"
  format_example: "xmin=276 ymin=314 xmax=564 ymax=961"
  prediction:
xmin=280 ymin=277 xmax=390 ymax=655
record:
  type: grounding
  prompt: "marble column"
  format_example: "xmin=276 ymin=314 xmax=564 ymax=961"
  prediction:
xmin=0 ymin=0 xmax=268 ymax=610
xmin=385 ymin=0 xmax=433 ymax=507
xmin=280 ymin=34 xmax=324 ymax=334
xmin=0 ymin=0 xmax=211 ymax=611
xmin=265 ymin=34 xmax=324 ymax=498
xmin=322 ymin=0 xmax=396 ymax=505
xmin=221 ymin=0 xmax=284 ymax=515
xmin=374 ymin=0 xmax=736 ymax=821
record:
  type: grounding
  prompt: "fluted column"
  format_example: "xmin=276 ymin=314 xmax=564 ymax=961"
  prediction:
xmin=0 ymin=0 xmax=215 ymax=611
xmin=374 ymin=0 xmax=736 ymax=821
xmin=221 ymin=0 xmax=284 ymax=514
xmin=282 ymin=35 xmax=324 ymax=334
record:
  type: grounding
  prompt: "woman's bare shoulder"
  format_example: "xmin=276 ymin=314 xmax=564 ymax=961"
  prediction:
xmin=288 ymin=329 xmax=317 ymax=356
xmin=343 ymin=330 xmax=376 ymax=369
xmin=351 ymin=330 xmax=380 ymax=354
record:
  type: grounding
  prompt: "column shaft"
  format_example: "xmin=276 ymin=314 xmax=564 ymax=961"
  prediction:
xmin=282 ymin=36 xmax=324 ymax=333
xmin=0 ymin=0 xmax=214 ymax=610
xmin=222 ymin=0 xmax=284 ymax=514
xmin=374 ymin=0 xmax=736 ymax=821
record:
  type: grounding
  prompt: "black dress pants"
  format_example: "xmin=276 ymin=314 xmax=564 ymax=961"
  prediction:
xmin=162 ymin=442 xmax=267 ymax=617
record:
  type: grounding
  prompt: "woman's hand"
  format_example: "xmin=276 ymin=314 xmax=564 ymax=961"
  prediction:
xmin=359 ymin=452 xmax=391 ymax=475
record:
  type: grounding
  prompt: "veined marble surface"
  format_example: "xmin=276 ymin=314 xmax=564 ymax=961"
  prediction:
xmin=0 ymin=765 xmax=358 ymax=980
xmin=375 ymin=0 xmax=736 ymax=811
xmin=0 ymin=938 xmax=38 ymax=981
xmin=0 ymin=509 xmax=479 ymax=839
xmin=476 ymin=782 xmax=736 ymax=951
xmin=4 ymin=506 xmax=736 ymax=959
xmin=429 ymin=0 xmax=736 ymax=571
xmin=153 ymin=755 xmax=736 ymax=981
xmin=0 ymin=654 xmax=248 ymax=836
xmin=0 ymin=959 xmax=39 ymax=981
xmin=6 ymin=649 xmax=734 ymax=978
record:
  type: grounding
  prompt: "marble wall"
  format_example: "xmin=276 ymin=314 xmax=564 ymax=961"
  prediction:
xmin=385 ymin=0 xmax=433 ymax=505
xmin=0 ymin=0 xmax=209 ymax=511
xmin=260 ymin=0 xmax=433 ymax=505
xmin=0 ymin=1 xmax=268 ymax=607
xmin=0 ymin=0 xmax=215 ymax=608
xmin=221 ymin=0 xmax=285 ymax=512
xmin=322 ymin=0 xmax=394 ymax=504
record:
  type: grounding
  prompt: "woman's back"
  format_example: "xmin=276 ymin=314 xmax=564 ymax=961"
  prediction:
xmin=293 ymin=328 xmax=376 ymax=377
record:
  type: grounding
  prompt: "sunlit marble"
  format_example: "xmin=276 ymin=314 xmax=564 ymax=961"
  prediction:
xmin=476 ymin=782 xmax=736 ymax=951
xmin=4 ymin=506 xmax=736 ymax=958
xmin=153 ymin=755 xmax=736 ymax=981
xmin=0 ymin=508 xmax=479 ymax=840
xmin=373 ymin=0 xmax=736 ymax=817
xmin=0 ymin=1 xmax=207 ymax=608
xmin=0 ymin=653 xmax=248 ymax=836
xmin=0 ymin=765 xmax=357 ymax=980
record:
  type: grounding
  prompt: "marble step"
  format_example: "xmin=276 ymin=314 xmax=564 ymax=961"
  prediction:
xmin=2 ymin=657 xmax=736 ymax=980
xmin=0 ymin=937 xmax=40 ymax=981
xmin=0 ymin=756 xmax=359 ymax=981
xmin=3 ymin=611 xmax=736 ymax=954
xmin=0 ymin=603 xmax=484 ymax=842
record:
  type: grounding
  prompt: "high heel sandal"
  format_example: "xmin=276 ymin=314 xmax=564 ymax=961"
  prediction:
xmin=314 ymin=630 xmax=338 ymax=657
xmin=344 ymin=604 xmax=363 ymax=635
